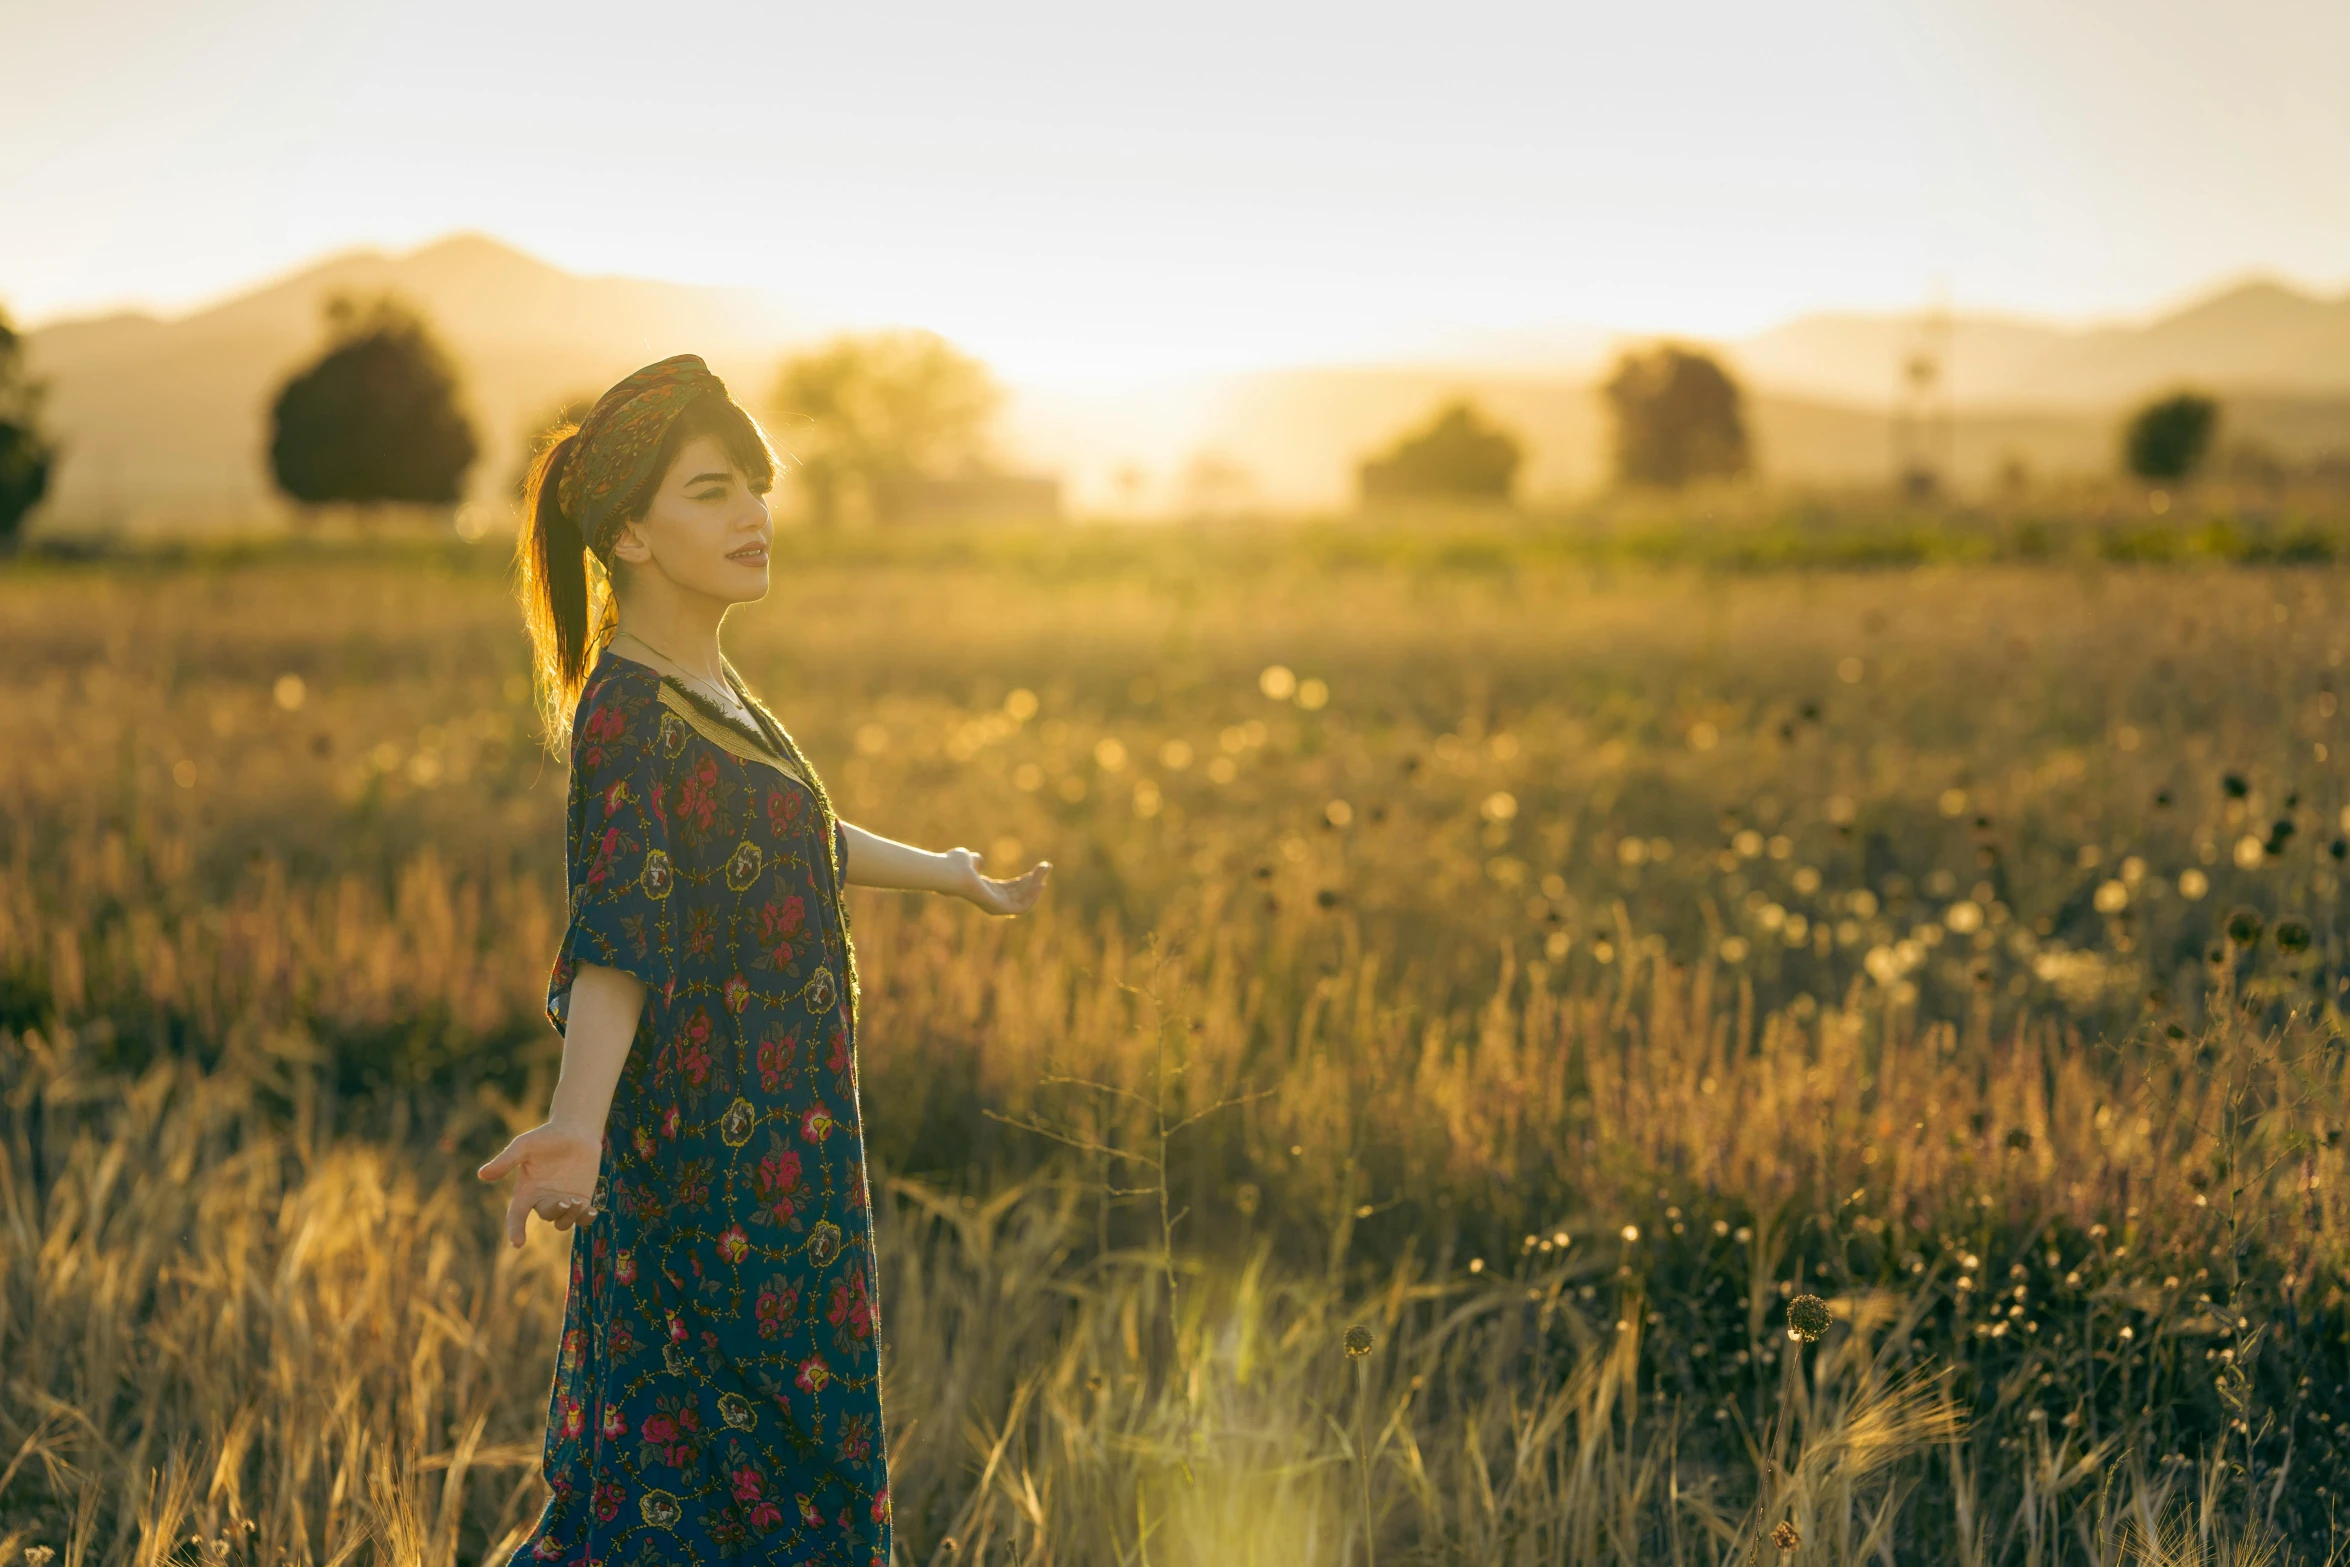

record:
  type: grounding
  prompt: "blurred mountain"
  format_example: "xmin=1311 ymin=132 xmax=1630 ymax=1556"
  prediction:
xmin=20 ymin=234 xmax=2350 ymax=527
xmin=1732 ymin=280 xmax=2350 ymax=409
xmin=26 ymin=234 xmax=813 ymax=528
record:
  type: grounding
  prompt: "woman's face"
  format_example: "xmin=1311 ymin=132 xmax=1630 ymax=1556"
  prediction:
xmin=609 ymin=433 xmax=771 ymax=605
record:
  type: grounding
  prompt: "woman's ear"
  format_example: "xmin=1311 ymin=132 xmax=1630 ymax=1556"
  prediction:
xmin=609 ymin=518 xmax=652 ymax=566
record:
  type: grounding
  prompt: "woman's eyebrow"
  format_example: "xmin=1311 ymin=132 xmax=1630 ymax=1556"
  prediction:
xmin=684 ymin=470 xmax=730 ymax=487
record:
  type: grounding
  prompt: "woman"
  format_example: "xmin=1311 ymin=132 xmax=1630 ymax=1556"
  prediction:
xmin=478 ymin=354 xmax=1049 ymax=1566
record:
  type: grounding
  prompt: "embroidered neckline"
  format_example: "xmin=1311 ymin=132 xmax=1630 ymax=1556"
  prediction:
xmin=664 ymin=675 xmax=779 ymax=756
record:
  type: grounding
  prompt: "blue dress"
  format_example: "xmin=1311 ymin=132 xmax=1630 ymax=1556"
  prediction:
xmin=512 ymin=647 xmax=889 ymax=1566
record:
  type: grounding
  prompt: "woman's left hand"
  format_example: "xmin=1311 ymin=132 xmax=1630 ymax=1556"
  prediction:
xmin=951 ymin=848 xmax=1052 ymax=916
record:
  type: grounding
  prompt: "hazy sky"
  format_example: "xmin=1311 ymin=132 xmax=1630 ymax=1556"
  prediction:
xmin=4 ymin=0 xmax=2345 ymax=379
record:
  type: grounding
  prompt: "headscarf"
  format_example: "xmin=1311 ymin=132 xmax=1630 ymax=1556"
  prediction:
xmin=556 ymin=353 xmax=731 ymax=557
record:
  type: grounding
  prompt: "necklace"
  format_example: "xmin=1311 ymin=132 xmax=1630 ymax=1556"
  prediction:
xmin=614 ymin=628 xmax=753 ymax=722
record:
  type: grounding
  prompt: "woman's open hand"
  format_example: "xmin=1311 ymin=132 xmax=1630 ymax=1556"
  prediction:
xmin=477 ymin=1121 xmax=603 ymax=1248
xmin=950 ymin=848 xmax=1052 ymax=916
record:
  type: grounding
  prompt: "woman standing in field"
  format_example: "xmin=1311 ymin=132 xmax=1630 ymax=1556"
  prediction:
xmin=478 ymin=355 xmax=1049 ymax=1566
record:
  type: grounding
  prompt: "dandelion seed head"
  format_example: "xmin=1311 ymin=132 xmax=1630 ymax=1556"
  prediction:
xmin=1786 ymin=1293 xmax=1833 ymax=1343
xmin=1344 ymin=1324 xmax=1375 ymax=1358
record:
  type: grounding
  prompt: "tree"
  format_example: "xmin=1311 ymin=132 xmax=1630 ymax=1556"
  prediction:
xmin=768 ymin=331 xmax=1000 ymax=527
xmin=269 ymin=295 xmax=478 ymax=510
xmin=2123 ymin=391 xmax=2219 ymax=483
xmin=1357 ymin=399 xmax=1523 ymax=503
xmin=0 ymin=305 xmax=55 ymax=550
xmin=1603 ymin=344 xmax=1749 ymax=488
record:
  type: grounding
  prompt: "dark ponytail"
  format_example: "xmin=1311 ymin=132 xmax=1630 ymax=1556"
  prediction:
xmin=514 ymin=428 xmax=613 ymax=750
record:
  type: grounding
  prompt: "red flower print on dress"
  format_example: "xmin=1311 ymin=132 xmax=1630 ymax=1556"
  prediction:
xmin=796 ymin=1494 xmax=823 ymax=1528
xmin=717 ymin=1224 xmax=750 ymax=1263
xmin=661 ymin=1104 xmax=680 ymax=1139
xmin=754 ymin=1146 xmax=803 ymax=1224
xmin=580 ymin=703 xmax=626 ymax=769
xmin=768 ymin=788 xmax=804 ymax=837
xmin=532 ymin=1534 xmax=563 ymax=1560
xmin=632 ymin=1125 xmax=657 ymax=1159
xmin=601 ymin=778 xmax=632 ymax=820
xmin=828 ymin=1271 xmax=874 ymax=1342
xmin=723 ymin=974 xmax=751 ymax=1015
xmin=600 ymin=1405 xmax=628 ymax=1439
xmin=758 ymin=895 xmax=805 ymax=965
xmin=607 ymin=1321 xmax=636 ymax=1358
xmin=871 ymin=1486 xmax=891 ymax=1525
xmin=731 ymin=1465 xmax=765 ymax=1505
xmin=757 ymin=1031 xmax=798 ymax=1091
xmin=640 ymin=1395 xmax=701 ymax=1468
xmin=836 ymin=1412 xmax=874 ymax=1464
xmin=614 ymin=1249 xmax=636 ymax=1285
xmin=755 ymin=1277 xmax=800 ymax=1338
xmin=587 ymin=826 xmax=620 ymax=887
xmin=673 ymin=753 xmax=720 ymax=832
xmin=559 ymin=1397 xmax=585 ymax=1438
xmin=801 ymin=1104 xmax=836 ymax=1143
xmin=672 ymin=1010 xmax=714 ymax=1087
xmin=795 ymin=1354 xmax=831 ymax=1393
xmin=827 ymin=1028 xmax=850 ymax=1076
xmin=592 ymin=1479 xmax=624 ymax=1522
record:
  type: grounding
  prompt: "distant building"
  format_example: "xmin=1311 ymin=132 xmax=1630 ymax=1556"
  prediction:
xmin=873 ymin=471 xmax=1062 ymax=525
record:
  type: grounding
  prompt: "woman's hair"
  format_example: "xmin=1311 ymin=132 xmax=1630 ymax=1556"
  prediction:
xmin=514 ymin=389 xmax=778 ymax=748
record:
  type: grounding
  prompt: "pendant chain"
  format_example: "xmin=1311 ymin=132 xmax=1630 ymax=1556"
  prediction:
xmin=614 ymin=628 xmax=751 ymax=720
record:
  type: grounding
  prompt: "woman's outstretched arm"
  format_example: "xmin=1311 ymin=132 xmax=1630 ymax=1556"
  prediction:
xmin=476 ymin=961 xmax=646 ymax=1247
xmin=839 ymin=821 xmax=1050 ymax=916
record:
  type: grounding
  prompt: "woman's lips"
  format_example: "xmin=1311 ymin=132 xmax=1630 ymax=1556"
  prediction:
xmin=728 ymin=545 xmax=768 ymax=565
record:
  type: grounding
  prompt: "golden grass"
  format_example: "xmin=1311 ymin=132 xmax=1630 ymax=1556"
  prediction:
xmin=1 ymin=529 xmax=2345 ymax=1563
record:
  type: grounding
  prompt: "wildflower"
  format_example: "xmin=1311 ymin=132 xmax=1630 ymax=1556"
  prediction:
xmin=1772 ymin=1519 xmax=1801 ymax=1552
xmin=2225 ymin=907 xmax=2265 ymax=946
xmin=1344 ymin=1324 xmax=1375 ymax=1358
xmin=1787 ymin=1294 xmax=1833 ymax=1343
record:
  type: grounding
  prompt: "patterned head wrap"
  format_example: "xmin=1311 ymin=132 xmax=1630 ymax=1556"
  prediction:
xmin=556 ymin=353 xmax=731 ymax=557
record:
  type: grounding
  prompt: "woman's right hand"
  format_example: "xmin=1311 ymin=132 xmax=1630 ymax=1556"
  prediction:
xmin=477 ymin=1121 xmax=604 ymax=1248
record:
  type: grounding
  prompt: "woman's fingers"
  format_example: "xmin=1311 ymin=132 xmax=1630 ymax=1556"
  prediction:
xmin=477 ymin=1137 xmax=525 ymax=1182
xmin=976 ymin=860 xmax=1052 ymax=915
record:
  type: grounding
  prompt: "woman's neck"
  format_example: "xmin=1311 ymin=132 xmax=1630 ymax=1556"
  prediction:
xmin=613 ymin=591 xmax=729 ymax=688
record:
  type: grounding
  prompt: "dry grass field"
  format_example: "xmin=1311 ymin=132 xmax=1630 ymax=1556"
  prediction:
xmin=2 ymin=521 xmax=2347 ymax=1565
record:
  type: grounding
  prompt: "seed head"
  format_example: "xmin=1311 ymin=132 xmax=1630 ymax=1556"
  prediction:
xmin=2275 ymin=918 xmax=2313 ymax=954
xmin=2225 ymin=907 xmax=2264 ymax=947
xmin=1786 ymin=1293 xmax=1833 ymax=1343
xmin=1344 ymin=1324 xmax=1375 ymax=1359
xmin=1771 ymin=1519 xmax=1801 ymax=1552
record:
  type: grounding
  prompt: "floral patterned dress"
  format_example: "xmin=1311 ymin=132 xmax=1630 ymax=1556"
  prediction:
xmin=512 ymin=647 xmax=889 ymax=1567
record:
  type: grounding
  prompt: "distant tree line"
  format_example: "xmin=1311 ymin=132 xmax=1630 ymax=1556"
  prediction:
xmin=1353 ymin=342 xmax=1754 ymax=507
xmin=5 ymin=286 xmax=2296 ymax=545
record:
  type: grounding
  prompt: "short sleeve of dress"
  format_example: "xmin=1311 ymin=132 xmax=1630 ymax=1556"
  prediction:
xmin=546 ymin=674 xmax=677 ymax=1035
